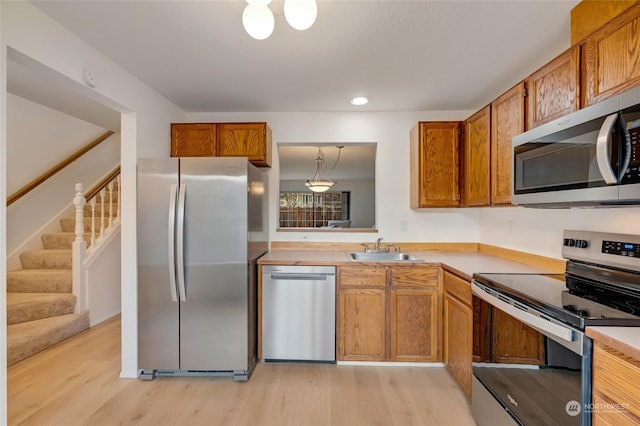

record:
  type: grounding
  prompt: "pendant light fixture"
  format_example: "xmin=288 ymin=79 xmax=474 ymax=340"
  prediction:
xmin=242 ymin=0 xmax=318 ymax=40
xmin=305 ymin=146 xmax=342 ymax=193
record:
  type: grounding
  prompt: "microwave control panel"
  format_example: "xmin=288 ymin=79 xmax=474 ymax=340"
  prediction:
xmin=623 ymin=119 xmax=640 ymax=184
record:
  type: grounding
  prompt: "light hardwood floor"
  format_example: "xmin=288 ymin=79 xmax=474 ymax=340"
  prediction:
xmin=8 ymin=316 xmax=476 ymax=425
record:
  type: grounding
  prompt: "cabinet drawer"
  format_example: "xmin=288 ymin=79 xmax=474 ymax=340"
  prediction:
xmin=390 ymin=267 xmax=439 ymax=287
xmin=443 ymin=271 xmax=471 ymax=305
xmin=338 ymin=267 xmax=386 ymax=287
xmin=593 ymin=343 xmax=640 ymax=420
xmin=592 ymin=394 xmax=640 ymax=426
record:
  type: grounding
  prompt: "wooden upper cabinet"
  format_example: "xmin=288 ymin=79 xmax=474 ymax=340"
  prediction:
xmin=462 ymin=106 xmax=491 ymax=206
xmin=410 ymin=121 xmax=461 ymax=208
xmin=217 ymin=122 xmax=272 ymax=167
xmin=170 ymin=122 xmax=272 ymax=167
xmin=171 ymin=123 xmax=217 ymax=157
xmin=582 ymin=4 xmax=640 ymax=107
xmin=525 ymin=46 xmax=580 ymax=129
xmin=490 ymin=82 xmax=525 ymax=205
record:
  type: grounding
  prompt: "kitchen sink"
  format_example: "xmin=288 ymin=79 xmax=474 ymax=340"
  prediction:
xmin=348 ymin=252 xmax=422 ymax=261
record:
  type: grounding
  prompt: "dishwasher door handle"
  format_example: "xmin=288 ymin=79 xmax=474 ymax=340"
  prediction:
xmin=269 ymin=274 xmax=331 ymax=281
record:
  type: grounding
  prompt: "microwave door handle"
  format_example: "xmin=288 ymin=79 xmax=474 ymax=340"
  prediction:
xmin=619 ymin=118 xmax=632 ymax=181
xmin=596 ymin=113 xmax=620 ymax=184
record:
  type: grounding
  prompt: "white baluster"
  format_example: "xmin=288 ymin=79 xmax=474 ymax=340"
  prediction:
xmin=116 ymin=174 xmax=121 ymax=221
xmin=90 ymin=197 xmax=97 ymax=247
xmin=73 ymin=183 xmax=86 ymax=242
xmin=99 ymin=188 xmax=106 ymax=237
xmin=72 ymin=183 xmax=87 ymax=312
xmin=108 ymin=180 xmax=114 ymax=228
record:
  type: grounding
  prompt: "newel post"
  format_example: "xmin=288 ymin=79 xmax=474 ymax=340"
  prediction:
xmin=72 ymin=183 xmax=87 ymax=312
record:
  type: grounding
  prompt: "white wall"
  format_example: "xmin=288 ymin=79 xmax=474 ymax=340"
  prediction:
xmin=1 ymin=3 xmax=186 ymax=409
xmin=85 ymin=230 xmax=122 ymax=327
xmin=6 ymin=94 xmax=120 ymax=256
xmin=186 ymin=111 xmax=480 ymax=245
xmin=479 ymin=206 xmax=640 ymax=260
xmin=7 ymin=93 xmax=109 ymax=194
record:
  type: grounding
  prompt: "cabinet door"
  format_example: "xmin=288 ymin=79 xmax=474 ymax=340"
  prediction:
xmin=390 ymin=288 xmax=438 ymax=362
xmin=337 ymin=288 xmax=386 ymax=361
xmin=490 ymin=308 xmax=545 ymax=365
xmin=462 ymin=106 xmax=491 ymax=206
xmin=526 ymin=46 xmax=580 ymax=129
xmin=410 ymin=122 xmax=460 ymax=208
xmin=583 ymin=6 xmax=640 ymax=107
xmin=592 ymin=342 xmax=640 ymax=424
xmin=171 ymin=123 xmax=217 ymax=157
xmin=444 ymin=292 xmax=472 ymax=398
xmin=472 ymin=297 xmax=491 ymax=362
xmin=490 ymin=82 xmax=525 ymax=205
xmin=217 ymin=123 xmax=271 ymax=167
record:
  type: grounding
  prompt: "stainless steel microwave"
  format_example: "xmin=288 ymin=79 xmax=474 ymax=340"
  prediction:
xmin=512 ymin=86 xmax=640 ymax=207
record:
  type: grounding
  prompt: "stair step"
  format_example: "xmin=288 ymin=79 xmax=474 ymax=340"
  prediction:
xmin=41 ymin=232 xmax=91 ymax=250
xmin=60 ymin=217 xmax=92 ymax=232
xmin=7 ymin=311 xmax=90 ymax=366
xmin=7 ymin=269 xmax=72 ymax=293
xmin=7 ymin=293 xmax=77 ymax=325
xmin=20 ymin=250 xmax=72 ymax=269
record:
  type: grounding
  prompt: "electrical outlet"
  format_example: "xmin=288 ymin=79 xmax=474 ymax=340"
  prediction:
xmin=400 ymin=219 xmax=408 ymax=232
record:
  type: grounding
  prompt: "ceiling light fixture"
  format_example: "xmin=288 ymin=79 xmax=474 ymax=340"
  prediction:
xmin=351 ymin=97 xmax=369 ymax=106
xmin=243 ymin=0 xmax=317 ymax=40
xmin=305 ymin=146 xmax=342 ymax=193
xmin=242 ymin=3 xmax=275 ymax=40
xmin=284 ymin=0 xmax=318 ymax=31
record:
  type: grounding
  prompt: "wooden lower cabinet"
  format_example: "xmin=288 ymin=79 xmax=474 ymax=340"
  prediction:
xmin=337 ymin=288 xmax=386 ymax=361
xmin=337 ymin=265 xmax=441 ymax=362
xmin=592 ymin=342 xmax=640 ymax=425
xmin=390 ymin=288 xmax=438 ymax=361
xmin=443 ymin=271 xmax=473 ymax=397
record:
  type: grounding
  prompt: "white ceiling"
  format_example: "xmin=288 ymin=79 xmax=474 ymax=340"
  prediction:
xmin=29 ymin=0 xmax=581 ymax=114
xmin=278 ymin=144 xmax=376 ymax=180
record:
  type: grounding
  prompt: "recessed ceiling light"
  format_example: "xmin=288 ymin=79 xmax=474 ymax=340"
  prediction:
xmin=350 ymin=97 xmax=368 ymax=106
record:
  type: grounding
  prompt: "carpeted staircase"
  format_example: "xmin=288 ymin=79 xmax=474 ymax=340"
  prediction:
xmin=7 ymin=194 xmax=118 ymax=366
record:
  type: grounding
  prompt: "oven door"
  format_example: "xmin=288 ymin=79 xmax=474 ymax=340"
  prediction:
xmin=471 ymin=281 xmax=592 ymax=426
xmin=512 ymin=95 xmax=627 ymax=207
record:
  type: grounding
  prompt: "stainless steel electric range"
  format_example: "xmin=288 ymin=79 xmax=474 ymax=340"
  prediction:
xmin=471 ymin=230 xmax=640 ymax=426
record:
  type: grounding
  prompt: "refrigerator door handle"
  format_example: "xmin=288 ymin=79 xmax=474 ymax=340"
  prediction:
xmin=167 ymin=184 xmax=178 ymax=303
xmin=176 ymin=183 xmax=187 ymax=302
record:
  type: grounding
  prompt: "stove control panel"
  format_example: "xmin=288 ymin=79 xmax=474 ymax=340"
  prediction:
xmin=602 ymin=240 xmax=640 ymax=257
xmin=563 ymin=230 xmax=640 ymax=273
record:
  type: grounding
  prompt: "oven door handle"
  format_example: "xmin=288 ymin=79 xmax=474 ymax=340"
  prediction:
xmin=472 ymin=284 xmax=575 ymax=343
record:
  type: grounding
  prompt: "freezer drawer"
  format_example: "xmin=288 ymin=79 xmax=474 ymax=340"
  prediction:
xmin=262 ymin=265 xmax=336 ymax=362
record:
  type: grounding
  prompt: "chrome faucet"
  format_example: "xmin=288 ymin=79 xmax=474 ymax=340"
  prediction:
xmin=374 ymin=237 xmax=383 ymax=252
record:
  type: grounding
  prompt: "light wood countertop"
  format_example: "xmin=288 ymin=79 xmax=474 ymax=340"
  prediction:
xmin=258 ymin=250 xmax=552 ymax=280
xmin=587 ymin=327 xmax=640 ymax=360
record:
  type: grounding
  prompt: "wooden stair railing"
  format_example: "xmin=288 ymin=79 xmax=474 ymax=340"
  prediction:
xmin=6 ymin=131 xmax=115 ymax=206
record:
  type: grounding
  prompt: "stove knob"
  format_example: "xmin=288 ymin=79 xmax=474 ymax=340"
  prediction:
xmin=564 ymin=238 xmax=576 ymax=247
xmin=576 ymin=240 xmax=589 ymax=249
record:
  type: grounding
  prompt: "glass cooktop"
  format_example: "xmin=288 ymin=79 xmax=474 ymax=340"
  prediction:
xmin=473 ymin=272 xmax=640 ymax=329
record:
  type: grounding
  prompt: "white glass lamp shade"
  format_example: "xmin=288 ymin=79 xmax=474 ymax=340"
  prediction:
xmin=305 ymin=180 xmax=334 ymax=193
xmin=284 ymin=0 xmax=317 ymax=31
xmin=242 ymin=4 xmax=275 ymax=40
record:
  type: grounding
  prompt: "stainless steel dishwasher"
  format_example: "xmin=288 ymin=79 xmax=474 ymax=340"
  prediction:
xmin=262 ymin=265 xmax=336 ymax=362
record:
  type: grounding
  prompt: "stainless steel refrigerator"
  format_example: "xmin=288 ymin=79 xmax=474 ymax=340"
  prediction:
xmin=137 ymin=157 xmax=267 ymax=381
